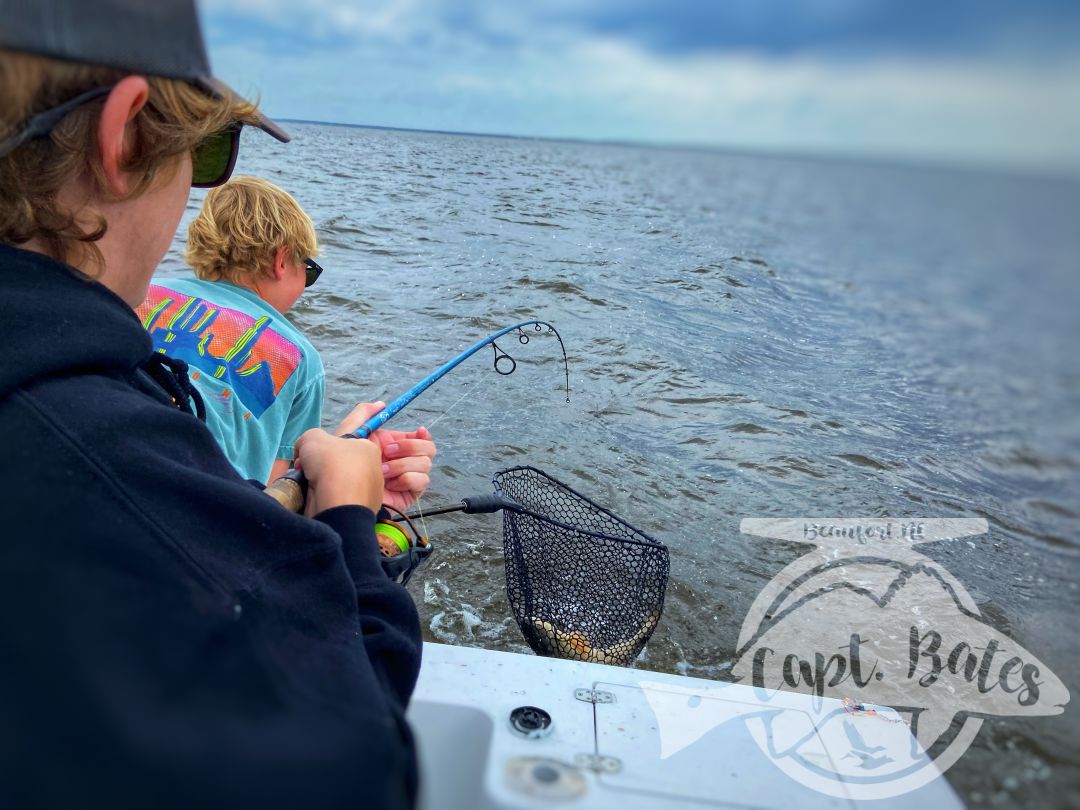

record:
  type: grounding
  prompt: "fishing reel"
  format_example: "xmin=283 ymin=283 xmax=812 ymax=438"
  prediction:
xmin=375 ymin=507 xmax=434 ymax=586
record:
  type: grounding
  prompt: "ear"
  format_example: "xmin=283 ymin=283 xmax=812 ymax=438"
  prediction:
xmin=271 ymin=245 xmax=290 ymax=281
xmin=98 ymin=76 xmax=151 ymax=197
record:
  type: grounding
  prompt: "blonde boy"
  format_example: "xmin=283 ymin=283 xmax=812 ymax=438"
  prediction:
xmin=139 ymin=177 xmax=326 ymax=482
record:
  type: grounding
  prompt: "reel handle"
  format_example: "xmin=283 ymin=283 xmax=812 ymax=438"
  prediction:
xmin=264 ymin=424 xmax=371 ymax=513
xmin=264 ymin=468 xmax=307 ymax=513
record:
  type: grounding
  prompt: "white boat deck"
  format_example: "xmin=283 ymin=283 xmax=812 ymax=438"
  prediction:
xmin=409 ymin=642 xmax=965 ymax=809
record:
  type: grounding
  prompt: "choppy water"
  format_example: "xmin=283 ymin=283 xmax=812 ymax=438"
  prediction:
xmin=158 ymin=124 xmax=1080 ymax=808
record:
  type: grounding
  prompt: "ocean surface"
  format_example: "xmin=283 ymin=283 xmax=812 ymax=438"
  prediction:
xmin=157 ymin=124 xmax=1080 ymax=808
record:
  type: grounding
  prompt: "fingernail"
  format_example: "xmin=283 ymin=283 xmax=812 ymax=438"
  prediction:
xmin=381 ymin=463 xmax=390 ymax=474
xmin=386 ymin=443 xmax=399 ymax=454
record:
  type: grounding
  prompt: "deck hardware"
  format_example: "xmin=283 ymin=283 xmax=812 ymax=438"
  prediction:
xmin=574 ymin=688 xmax=615 ymax=704
xmin=574 ymin=753 xmax=622 ymax=774
xmin=509 ymin=705 xmax=554 ymax=739
xmin=505 ymin=757 xmax=588 ymax=799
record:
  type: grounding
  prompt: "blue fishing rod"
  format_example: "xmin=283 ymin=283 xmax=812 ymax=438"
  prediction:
xmin=266 ymin=321 xmax=569 ymax=512
xmin=353 ymin=320 xmax=569 ymax=437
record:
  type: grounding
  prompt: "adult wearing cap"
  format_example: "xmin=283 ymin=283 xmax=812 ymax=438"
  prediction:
xmin=0 ymin=2 xmax=429 ymax=808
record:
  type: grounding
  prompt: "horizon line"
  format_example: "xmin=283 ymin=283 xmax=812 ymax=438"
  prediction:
xmin=276 ymin=117 xmax=1080 ymax=182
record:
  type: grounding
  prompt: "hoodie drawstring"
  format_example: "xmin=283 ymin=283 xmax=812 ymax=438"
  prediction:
xmin=143 ymin=353 xmax=206 ymax=421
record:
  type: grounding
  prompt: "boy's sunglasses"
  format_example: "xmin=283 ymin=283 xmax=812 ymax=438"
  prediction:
xmin=191 ymin=124 xmax=243 ymax=188
xmin=304 ymin=257 xmax=324 ymax=288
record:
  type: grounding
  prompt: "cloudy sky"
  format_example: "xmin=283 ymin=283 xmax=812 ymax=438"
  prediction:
xmin=201 ymin=0 xmax=1080 ymax=173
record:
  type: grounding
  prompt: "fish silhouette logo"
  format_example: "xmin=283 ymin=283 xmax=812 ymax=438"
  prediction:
xmin=713 ymin=518 xmax=1071 ymax=800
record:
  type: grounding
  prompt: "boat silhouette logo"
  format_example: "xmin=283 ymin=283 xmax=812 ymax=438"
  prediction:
xmin=643 ymin=518 xmax=1069 ymax=801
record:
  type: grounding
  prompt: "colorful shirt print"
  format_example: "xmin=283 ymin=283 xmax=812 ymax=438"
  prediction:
xmin=137 ymin=277 xmax=324 ymax=481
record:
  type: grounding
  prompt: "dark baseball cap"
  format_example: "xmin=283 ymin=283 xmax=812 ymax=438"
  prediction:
xmin=0 ymin=0 xmax=289 ymax=143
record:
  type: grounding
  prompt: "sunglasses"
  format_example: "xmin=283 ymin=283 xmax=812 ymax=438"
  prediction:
xmin=191 ymin=124 xmax=243 ymax=188
xmin=0 ymin=85 xmax=244 ymax=190
xmin=304 ymin=257 xmax=324 ymax=288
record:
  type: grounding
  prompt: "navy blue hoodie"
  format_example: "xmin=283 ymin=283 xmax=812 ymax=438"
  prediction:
xmin=0 ymin=245 xmax=422 ymax=808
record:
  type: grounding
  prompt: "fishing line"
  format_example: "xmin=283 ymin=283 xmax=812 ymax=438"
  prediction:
xmin=414 ymin=497 xmax=430 ymax=550
xmin=404 ymin=324 xmax=566 ymax=539
xmin=409 ymin=372 xmax=493 ymax=544
xmin=424 ymin=372 xmax=488 ymax=431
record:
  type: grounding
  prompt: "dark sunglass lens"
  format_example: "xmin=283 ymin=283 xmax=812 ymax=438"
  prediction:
xmin=192 ymin=127 xmax=238 ymax=187
xmin=304 ymin=258 xmax=323 ymax=288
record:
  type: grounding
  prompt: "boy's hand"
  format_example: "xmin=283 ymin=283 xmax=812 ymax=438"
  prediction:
xmin=372 ymin=425 xmax=436 ymax=512
xmin=336 ymin=402 xmax=438 ymax=513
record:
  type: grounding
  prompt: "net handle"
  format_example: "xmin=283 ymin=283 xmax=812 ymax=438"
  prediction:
xmin=494 ymin=465 xmax=665 ymax=550
xmin=408 ymin=468 xmax=664 ymax=551
xmin=409 ymin=497 xmax=663 ymax=551
xmin=404 ymin=493 xmax=521 ymax=521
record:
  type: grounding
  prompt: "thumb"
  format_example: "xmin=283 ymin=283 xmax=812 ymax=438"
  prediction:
xmin=335 ymin=401 xmax=386 ymax=436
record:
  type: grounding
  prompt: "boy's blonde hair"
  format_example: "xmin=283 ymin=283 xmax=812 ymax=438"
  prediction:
xmin=0 ymin=49 xmax=260 ymax=269
xmin=185 ymin=176 xmax=318 ymax=284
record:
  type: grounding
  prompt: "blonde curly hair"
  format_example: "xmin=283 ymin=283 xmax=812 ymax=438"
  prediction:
xmin=185 ymin=176 xmax=318 ymax=284
xmin=0 ymin=49 xmax=260 ymax=270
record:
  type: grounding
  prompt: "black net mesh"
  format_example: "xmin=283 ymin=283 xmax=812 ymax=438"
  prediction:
xmin=495 ymin=466 xmax=669 ymax=667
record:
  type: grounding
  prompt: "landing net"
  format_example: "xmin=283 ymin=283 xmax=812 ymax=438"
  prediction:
xmin=495 ymin=466 xmax=669 ymax=667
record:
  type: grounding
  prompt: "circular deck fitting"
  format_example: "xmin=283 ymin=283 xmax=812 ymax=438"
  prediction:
xmin=505 ymin=757 xmax=587 ymax=800
xmin=509 ymin=705 xmax=553 ymax=739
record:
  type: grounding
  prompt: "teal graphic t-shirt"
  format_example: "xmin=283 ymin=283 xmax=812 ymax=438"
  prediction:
xmin=137 ymin=277 xmax=324 ymax=482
